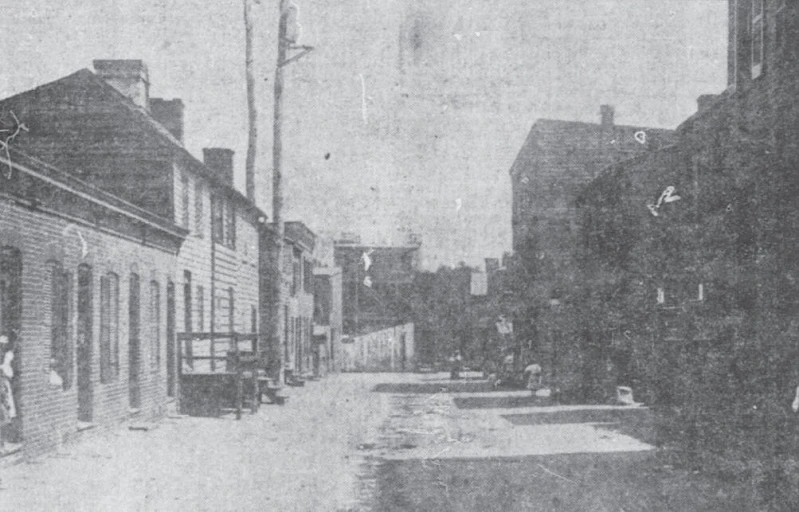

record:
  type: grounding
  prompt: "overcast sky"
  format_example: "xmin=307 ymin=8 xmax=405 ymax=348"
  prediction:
xmin=0 ymin=0 xmax=728 ymax=269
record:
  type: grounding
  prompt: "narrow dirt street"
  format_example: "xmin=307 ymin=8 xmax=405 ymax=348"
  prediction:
xmin=0 ymin=374 xmax=390 ymax=511
xmin=1 ymin=373 xmax=751 ymax=511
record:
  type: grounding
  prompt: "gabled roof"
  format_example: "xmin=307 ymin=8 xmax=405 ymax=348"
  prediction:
xmin=0 ymin=69 xmax=266 ymax=220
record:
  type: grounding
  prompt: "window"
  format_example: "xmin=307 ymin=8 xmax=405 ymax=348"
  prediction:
xmin=211 ymin=195 xmax=236 ymax=248
xmin=181 ymin=171 xmax=190 ymax=228
xmin=49 ymin=261 xmax=73 ymax=390
xmin=99 ymin=273 xmax=120 ymax=383
xmin=196 ymin=285 xmax=204 ymax=332
xmin=228 ymin=287 xmax=235 ymax=333
xmin=283 ymin=306 xmax=290 ymax=361
xmin=150 ymin=281 xmax=161 ymax=369
xmin=225 ymin=202 xmax=236 ymax=248
xmin=752 ymin=0 xmax=764 ymax=78
xmin=251 ymin=305 xmax=257 ymax=333
xmin=292 ymin=250 xmax=301 ymax=296
xmin=212 ymin=195 xmax=224 ymax=243
xmin=194 ymin=181 xmax=204 ymax=238
xmin=129 ymin=273 xmax=141 ymax=408
xmin=303 ymin=259 xmax=313 ymax=294
xmin=183 ymin=271 xmax=192 ymax=333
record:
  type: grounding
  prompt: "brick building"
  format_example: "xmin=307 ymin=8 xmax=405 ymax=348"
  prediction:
xmin=576 ymin=1 xmax=799 ymax=493
xmin=578 ymin=0 xmax=799 ymax=399
xmin=334 ymin=240 xmax=419 ymax=336
xmin=508 ymin=106 xmax=674 ymax=390
xmin=0 ymin=148 xmax=185 ymax=456
xmin=0 ymin=60 xmax=268 ymax=416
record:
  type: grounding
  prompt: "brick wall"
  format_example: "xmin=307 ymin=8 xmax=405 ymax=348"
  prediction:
xmin=571 ymin=4 xmax=799 ymax=486
xmin=0 ymin=199 xmax=177 ymax=457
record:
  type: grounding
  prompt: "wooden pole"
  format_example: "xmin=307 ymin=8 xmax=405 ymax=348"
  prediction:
xmin=271 ymin=0 xmax=288 ymax=382
xmin=244 ymin=0 xmax=258 ymax=203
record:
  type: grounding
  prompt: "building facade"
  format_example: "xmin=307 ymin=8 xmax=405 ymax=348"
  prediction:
xmin=508 ymin=105 xmax=674 ymax=394
xmin=262 ymin=222 xmax=316 ymax=379
xmin=574 ymin=1 xmax=799 ymax=493
xmin=0 ymin=60 xmax=268 ymax=419
xmin=0 ymin=149 xmax=185 ymax=456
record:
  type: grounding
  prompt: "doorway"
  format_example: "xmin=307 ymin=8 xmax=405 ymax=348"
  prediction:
xmin=77 ymin=264 xmax=93 ymax=422
xmin=1 ymin=247 xmax=23 ymax=443
xmin=166 ymin=280 xmax=176 ymax=398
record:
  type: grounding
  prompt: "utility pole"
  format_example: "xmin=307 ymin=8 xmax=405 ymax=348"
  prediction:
xmin=270 ymin=0 xmax=287 ymax=379
xmin=271 ymin=0 xmax=312 ymax=381
xmin=244 ymin=0 xmax=258 ymax=203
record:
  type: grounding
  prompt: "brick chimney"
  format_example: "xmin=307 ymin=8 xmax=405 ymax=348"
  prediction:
xmin=600 ymin=104 xmax=615 ymax=127
xmin=93 ymin=60 xmax=150 ymax=110
xmin=203 ymin=148 xmax=235 ymax=187
xmin=150 ymin=98 xmax=184 ymax=142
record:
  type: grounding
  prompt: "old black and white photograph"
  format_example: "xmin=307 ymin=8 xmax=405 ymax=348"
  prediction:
xmin=1 ymin=0 xmax=797 ymax=510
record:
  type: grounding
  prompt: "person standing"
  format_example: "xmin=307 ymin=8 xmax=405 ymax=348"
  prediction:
xmin=524 ymin=361 xmax=543 ymax=396
xmin=449 ymin=351 xmax=462 ymax=380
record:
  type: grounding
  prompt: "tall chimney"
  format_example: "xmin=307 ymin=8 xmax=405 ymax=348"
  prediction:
xmin=150 ymin=98 xmax=184 ymax=142
xmin=600 ymin=104 xmax=615 ymax=127
xmin=93 ymin=60 xmax=150 ymax=110
xmin=203 ymin=148 xmax=235 ymax=187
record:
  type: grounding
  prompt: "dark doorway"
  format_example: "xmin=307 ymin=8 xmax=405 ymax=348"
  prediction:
xmin=128 ymin=273 xmax=141 ymax=408
xmin=166 ymin=280 xmax=176 ymax=398
xmin=77 ymin=264 xmax=93 ymax=422
xmin=183 ymin=271 xmax=192 ymax=366
xmin=1 ymin=247 xmax=23 ymax=443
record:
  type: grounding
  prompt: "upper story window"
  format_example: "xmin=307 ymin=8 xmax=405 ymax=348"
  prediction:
xmin=752 ymin=0 xmax=764 ymax=78
xmin=181 ymin=171 xmax=190 ymax=228
xmin=292 ymin=249 xmax=301 ymax=296
xmin=194 ymin=181 xmax=204 ymax=238
xmin=224 ymin=202 xmax=236 ymax=248
xmin=212 ymin=195 xmax=236 ymax=249
xmin=303 ymin=259 xmax=313 ymax=294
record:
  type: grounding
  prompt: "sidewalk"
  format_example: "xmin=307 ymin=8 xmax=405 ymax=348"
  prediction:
xmin=0 ymin=374 xmax=390 ymax=511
